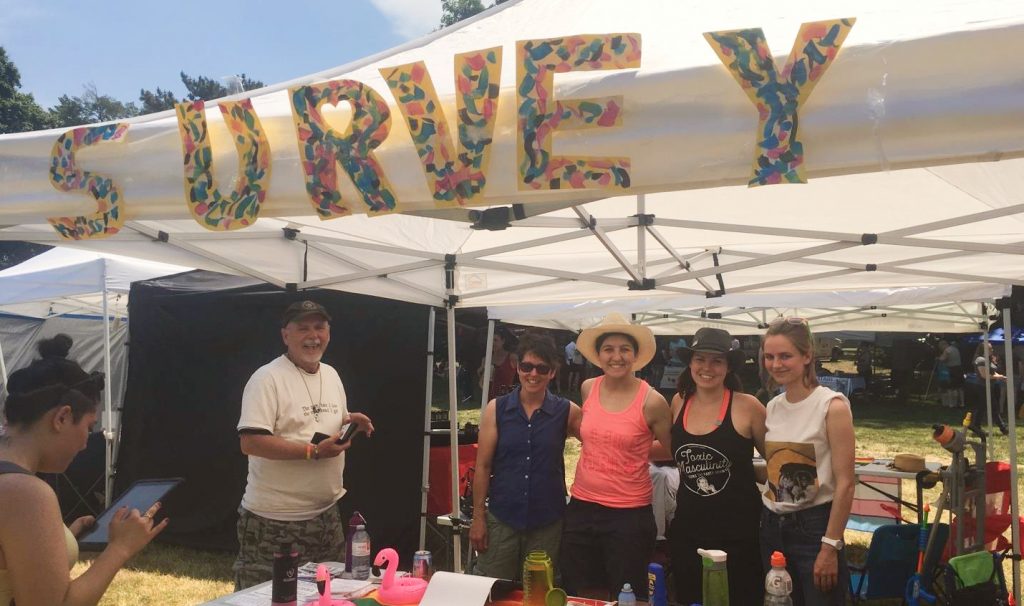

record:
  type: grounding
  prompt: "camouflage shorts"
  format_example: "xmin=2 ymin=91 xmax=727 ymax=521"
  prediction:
xmin=233 ymin=505 xmax=346 ymax=590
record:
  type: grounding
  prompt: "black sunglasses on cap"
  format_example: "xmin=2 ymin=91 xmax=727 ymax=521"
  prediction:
xmin=518 ymin=362 xmax=553 ymax=375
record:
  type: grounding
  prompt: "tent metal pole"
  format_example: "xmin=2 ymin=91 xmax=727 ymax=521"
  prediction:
xmin=445 ymin=303 xmax=463 ymax=572
xmin=983 ymin=323 xmax=995 ymax=459
xmin=637 ymin=194 xmax=646 ymax=279
xmin=419 ymin=307 xmax=436 ymax=551
xmin=481 ymin=320 xmax=495 ymax=410
xmin=101 ymin=278 xmax=113 ymax=508
xmin=0 ymin=337 xmax=7 ymax=388
xmin=1000 ymin=304 xmax=1021 ymax=605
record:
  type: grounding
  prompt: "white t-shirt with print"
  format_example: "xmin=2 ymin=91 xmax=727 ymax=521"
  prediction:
xmin=238 ymin=355 xmax=348 ymax=521
xmin=762 ymin=385 xmax=847 ymax=514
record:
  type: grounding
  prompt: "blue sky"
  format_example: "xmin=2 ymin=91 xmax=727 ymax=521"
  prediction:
xmin=1 ymin=0 xmax=442 ymax=109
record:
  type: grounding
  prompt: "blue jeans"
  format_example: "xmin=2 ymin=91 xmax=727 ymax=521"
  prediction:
xmin=760 ymin=503 xmax=849 ymax=606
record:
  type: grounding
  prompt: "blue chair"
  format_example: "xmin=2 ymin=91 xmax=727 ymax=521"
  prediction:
xmin=849 ymin=523 xmax=949 ymax=604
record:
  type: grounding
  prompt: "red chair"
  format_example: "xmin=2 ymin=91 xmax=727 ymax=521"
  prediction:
xmin=944 ymin=461 xmax=1021 ymax=558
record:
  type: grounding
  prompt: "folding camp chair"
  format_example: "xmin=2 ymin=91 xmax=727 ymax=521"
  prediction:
xmin=941 ymin=550 xmax=1008 ymax=606
xmin=849 ymin=522 xmax=950 ymax=604
xmin=849 ymin=524 xmax=919 ymax=603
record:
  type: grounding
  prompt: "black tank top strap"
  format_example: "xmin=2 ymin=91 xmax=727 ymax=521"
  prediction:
xmin=0 ymin=461 xmax=32 ymax=475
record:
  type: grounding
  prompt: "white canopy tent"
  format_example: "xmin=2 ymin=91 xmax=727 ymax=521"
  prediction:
xmin=0 ymin=248 xmax=190 ymax=504
xmin=0 ymin=0 xmax=1021 ymax=594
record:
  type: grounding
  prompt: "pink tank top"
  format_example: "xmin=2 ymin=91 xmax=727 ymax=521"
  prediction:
xmin=571 ymin=376 xmax=653 ymax=508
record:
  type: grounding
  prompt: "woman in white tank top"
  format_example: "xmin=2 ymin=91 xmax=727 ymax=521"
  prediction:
xmin=760 ymin=318 xmax=856 ymax=606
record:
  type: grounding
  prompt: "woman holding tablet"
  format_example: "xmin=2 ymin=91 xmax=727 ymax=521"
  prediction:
xmin=0 ymin=335 xmax=167 ymax=606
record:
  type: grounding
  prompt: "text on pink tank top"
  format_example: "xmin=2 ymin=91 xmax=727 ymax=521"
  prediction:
xmin=571 ymin=376 xmax=653 ymax=508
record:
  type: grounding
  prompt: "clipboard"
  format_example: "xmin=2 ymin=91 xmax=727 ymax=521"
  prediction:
xmin=77 ymin=478 xmax=183 ymax=551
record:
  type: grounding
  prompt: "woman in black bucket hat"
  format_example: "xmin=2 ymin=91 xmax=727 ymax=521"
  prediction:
xmin=660 ymin=327 xmax=767 ymax=606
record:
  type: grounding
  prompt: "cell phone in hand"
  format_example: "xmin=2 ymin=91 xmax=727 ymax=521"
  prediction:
xmin=311 ymin=425 xmax=359 ymax=446
xmin=336 ymin=423 xmax=359 ymax=445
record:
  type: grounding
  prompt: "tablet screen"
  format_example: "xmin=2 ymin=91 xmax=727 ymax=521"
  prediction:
xmin=77 ymin=478 xmax=182 ymax=550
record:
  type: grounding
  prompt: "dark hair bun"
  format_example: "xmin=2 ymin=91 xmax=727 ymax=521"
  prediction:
xmin=37 ymin=334 xmax=73 ymax=358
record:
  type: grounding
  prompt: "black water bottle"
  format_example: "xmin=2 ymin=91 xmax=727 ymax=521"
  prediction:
xmin=271 ymin=543 xmax=298 ymax=606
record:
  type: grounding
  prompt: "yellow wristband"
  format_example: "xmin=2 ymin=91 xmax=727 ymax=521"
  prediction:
xmin=305 ymin=443 xmax=312 ymax=460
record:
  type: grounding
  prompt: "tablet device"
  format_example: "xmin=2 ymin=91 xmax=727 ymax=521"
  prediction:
xmin=77 ymin=478 xmax=183 ymax=551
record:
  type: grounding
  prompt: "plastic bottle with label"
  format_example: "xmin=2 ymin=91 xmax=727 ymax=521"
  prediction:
xmin=617 ymin=582 xmax=637 ymax=606
xmin=764 ymin=551 xmax=794 ymax=606
xmin=351 ymin=524 xmax=371 ymax=580
xmin=698 ymin=548 xmax=729 ymax=606
xmin=271 ymin=543 xmax=298 ymax=606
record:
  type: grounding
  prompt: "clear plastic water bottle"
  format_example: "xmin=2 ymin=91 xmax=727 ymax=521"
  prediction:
xmin=617 ymin=582 xmax=637 ymax=606
xmin=764 ymin=551 xmax=794 ymax=606
xmin=351 ymin=524 xmax=371 ymax=580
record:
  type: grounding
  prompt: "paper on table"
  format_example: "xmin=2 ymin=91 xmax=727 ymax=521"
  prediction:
xmin=418 ymin=571 xmax=498 ymax=606
xmin=223 ymin=582 xmax=319 ymax=606
xmin=330 ymin=577 xmax=374 ymax=598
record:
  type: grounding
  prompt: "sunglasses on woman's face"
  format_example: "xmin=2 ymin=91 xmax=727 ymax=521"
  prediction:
xmin=518 ymin=362 xmax=552 ymax=375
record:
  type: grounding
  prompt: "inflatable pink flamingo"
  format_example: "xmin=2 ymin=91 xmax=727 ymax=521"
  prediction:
xmin=374 ymin=548 xmax=428 ymax=605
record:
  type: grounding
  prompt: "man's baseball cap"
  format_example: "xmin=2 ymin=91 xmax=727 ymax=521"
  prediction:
xmin=281 ymin=300 xmax=331 ymax=327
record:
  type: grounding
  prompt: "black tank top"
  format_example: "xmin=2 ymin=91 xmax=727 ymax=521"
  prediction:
xmin=670 ymin=390 xmax=761 ymax=540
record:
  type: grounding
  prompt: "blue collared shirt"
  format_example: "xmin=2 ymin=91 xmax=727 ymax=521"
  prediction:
xmin=487 ymin=388 xmax=570 ymax=531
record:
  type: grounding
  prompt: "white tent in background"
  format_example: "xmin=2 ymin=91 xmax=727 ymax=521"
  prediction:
xmin=0 ymin=248 xmax=190 ymax=504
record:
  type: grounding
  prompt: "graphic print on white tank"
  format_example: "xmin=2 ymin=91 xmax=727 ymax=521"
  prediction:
xmin=674 ymin=443 xmax=731 ymax=496
xmin=764 ymin=441 xmax=818 ymax=504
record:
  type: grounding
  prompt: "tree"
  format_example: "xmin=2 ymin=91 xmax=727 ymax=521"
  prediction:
xmin=180 ymin=71 xmax=265 ymax=101
xmin=439 ymin=0 xmax=508 ymax=27
xmin=138 ymin=72 xmax=264 ymax=114
xmin=0 ymin=242 xmax=51 ymax=270
xmin=138 ymin=87 xmax=178 ymax=113
xmin=0 ymin=47 xmax=52 ymax=134
xmin=439 ymin=0 xmax=486 ymax=27
xmin=49 ymin=83 xmax=139 ymax=128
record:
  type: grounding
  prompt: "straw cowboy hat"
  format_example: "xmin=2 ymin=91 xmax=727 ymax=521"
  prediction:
xmin=576 ymin=313 xmax=656 ymax=371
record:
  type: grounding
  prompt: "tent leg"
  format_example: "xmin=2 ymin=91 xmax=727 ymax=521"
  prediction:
xmin=480 ymin=320 xmax=495 ymax=410
xmin=101 ymin=282 xmax=114 ymax=508
xmin=983 ymin=327 xmax=995 ymax=460
xmin=446 ymin=303 xmax=464 ymax=572
xmin=419 ymin=307 xmax=436 ymax=551
xmin=0 ymin=337 xmax=8 ymax=388
xmin=1000 ymin=304 xmax=1021 ymax=605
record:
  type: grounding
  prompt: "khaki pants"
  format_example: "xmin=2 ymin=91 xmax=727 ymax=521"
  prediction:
xmin=471 ymin=511 xmax=563 ymax=582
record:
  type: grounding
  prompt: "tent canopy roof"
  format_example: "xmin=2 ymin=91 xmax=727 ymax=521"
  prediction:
xmin=0 ymin=248 xmax=191 ymax=315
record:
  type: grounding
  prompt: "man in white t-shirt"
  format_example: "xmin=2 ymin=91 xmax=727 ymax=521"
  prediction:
xmin=233 ymin=300 xmax=374 ymax=589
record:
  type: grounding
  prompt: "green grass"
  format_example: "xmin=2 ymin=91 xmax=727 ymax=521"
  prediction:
xmin=77 ymin=392 xmax=1023 ymax=605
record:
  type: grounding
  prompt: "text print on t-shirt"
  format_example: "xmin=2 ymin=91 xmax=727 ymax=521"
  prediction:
xmin=303 ymin=401 xmax=341 ymax=422
xmin=579 ymin=427 xmax=646 ymax=476
xmin=674 ymin=443 xmax=732 ymax=496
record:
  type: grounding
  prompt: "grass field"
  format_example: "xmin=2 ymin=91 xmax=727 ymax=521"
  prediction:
xmin=76 ymin=390 xmax=1023 ymax=605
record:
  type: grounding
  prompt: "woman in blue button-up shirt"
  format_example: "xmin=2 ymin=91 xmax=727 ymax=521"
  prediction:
xmin=469 ymin=333 xmax=581 ymax=580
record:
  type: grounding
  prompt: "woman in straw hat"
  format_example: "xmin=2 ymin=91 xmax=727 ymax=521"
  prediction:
xmin=653 ymin=327 xmax=766 ymax=606
xmin=0 ymin=335 xmax=167 ymax=606
xmin=559 ymin=313 xmax=673 ymax=601
xmin=760 ymin=318 xmax=855 ymax=606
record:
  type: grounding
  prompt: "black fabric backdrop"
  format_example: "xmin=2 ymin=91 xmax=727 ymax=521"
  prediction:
xmin=116 ymin=271 xmax=428 ymax=559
